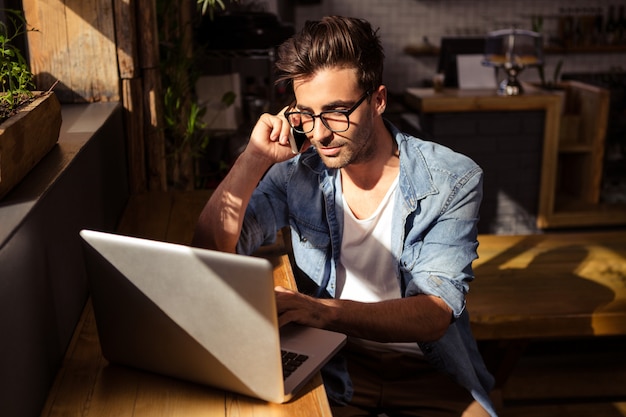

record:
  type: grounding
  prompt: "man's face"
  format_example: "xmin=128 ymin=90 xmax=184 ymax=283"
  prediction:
xmin=292 ymin=67 xmax=377 ymax=169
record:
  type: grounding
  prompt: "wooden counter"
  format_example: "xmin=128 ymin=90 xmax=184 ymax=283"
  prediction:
xmin=405 ymin=84 xmax=626 ymax=230
xmin=405 ymin=87 xmax=562 ymax=232
xmin=404 ymin=86 xmax=562 ymax=115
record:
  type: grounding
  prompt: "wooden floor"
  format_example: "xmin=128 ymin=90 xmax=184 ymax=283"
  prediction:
xmin=116 ymin=190 xmax=626 ymax=417
xmin=497 ymin=337 xmax=626 ymax=417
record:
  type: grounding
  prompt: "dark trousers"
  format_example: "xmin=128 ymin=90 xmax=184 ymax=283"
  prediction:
xmin=330 ymin=342 xmax=490 ymax=417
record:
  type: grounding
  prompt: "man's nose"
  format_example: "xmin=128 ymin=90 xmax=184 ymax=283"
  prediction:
xmin=311 ymin=117 xmax=333 ymax=142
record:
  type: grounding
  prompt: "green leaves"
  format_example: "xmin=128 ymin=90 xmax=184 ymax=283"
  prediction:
xmin=221 ymin=90 xmax=236 ymax=107
xmin=0 ymin=9 xmax=36 ymax=113
xmin=197 ymin=0 xmax=226 ymax=17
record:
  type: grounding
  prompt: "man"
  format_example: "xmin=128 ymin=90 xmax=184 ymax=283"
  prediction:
xmin=193 ymin=16 xmax=497 ymax=417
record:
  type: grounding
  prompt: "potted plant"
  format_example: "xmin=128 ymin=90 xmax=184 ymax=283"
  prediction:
xmin=0 ymin=9 xmax=62 ymax=199
xmin=197 ymin=0 xmax=228 ymax=17
xmin=536 ymin=59 xmax=564 ymax=91
xmin=158 ymin=0 xmax=237 ymax=189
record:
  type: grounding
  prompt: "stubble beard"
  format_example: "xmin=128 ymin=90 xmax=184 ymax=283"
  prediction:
xmin=316 ymin=122 xmax=377 ymax=170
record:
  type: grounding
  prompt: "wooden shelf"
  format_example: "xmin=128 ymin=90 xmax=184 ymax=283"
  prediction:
xmin=558 ymin=143 xmax=595 ymax=153
xmin=548 ymin=200 xmax=626 ymax=228
xmin=544 ymin=44 xmax=626 ymax=54
xmin=403 ymin=45 xmax=439 ymax=57
xmin=404 ymin=44 xmax=626 ymax=58
xmin=549 ymin=81 xmax=611 ymax=225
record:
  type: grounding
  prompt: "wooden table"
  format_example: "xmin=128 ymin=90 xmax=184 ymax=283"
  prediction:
xmin=40 ymin=189 xmax=626 ymax=415
xmin=40 ymin=255 xmax=332 ymax=417
xmin=468 ymin=231 xmax=626 ymax=395
xmin=469 ymin=231 xmax=626 ymax=340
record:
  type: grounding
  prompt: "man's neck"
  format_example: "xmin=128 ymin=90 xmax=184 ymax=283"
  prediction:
xmin=341 ymin=125 xmax=399 ymax=191
xmin=340 ymin=125 xmax=399 ymax=219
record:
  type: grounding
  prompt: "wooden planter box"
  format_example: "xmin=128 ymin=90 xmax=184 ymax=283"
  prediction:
xmin=0 ymin=91 xmax=62 ymax=199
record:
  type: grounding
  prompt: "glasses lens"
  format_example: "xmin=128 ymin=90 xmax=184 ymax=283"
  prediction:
xmin=321 ymin=112 xmax=350 ymax=133
xmin=287 ymin=112 xmax=314 ymax=133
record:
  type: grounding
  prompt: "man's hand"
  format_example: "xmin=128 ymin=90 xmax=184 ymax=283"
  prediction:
xmin=274 ymin=286 xmax=453 ymax=343
xmin=246 ymin=108 xmax=302 ymax=165
xmin=192 ymin=108 xmax=299 ymax=251
xmin=275 ymin=286 xmax=338 ymax=328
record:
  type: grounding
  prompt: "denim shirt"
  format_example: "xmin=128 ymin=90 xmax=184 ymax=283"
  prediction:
xmin=237 ymin=121 xmax=497 ymax=416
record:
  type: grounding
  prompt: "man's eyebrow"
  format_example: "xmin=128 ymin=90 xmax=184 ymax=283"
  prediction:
xmin=296 ymin=99 xmax=355 ymax=112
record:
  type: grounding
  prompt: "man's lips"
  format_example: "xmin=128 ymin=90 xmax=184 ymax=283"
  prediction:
xmin=316 ymin=143 xmax=342 ymax=157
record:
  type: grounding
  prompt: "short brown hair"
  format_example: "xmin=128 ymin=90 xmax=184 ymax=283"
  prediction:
xmin=275 ymin=16 xmax=384 ymax=93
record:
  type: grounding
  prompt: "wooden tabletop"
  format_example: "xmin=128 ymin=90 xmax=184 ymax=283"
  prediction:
xmin=404 ymin=85 xmax=562 ymax=114
xmin=468 ymin=231 xmax=626 ymax=340
xmin=40 ymin=254 xmax=333 ymax=417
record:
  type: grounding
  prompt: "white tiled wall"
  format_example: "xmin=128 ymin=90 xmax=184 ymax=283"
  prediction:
xmin=293 ymin=0 xmax=626 ymax=93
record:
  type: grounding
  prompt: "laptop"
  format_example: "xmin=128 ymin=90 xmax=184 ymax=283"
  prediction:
xmin=79 ymin=229 xmax=346 ymax=403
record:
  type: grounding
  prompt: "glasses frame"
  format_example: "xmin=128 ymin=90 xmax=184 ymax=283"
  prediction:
xmin=284 ymin=89 xmax=373 ymax=134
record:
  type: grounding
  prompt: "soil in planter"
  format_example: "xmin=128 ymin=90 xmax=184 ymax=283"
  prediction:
xmin=0 ymin=94 xmax=36 ymax=124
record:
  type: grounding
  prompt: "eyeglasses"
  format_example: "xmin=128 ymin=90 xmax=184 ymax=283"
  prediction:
xmin=284 ymin=89 xmax=373 ymax=134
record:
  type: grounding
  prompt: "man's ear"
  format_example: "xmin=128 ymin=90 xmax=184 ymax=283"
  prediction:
xmin=373 ymin=85 xmax=387 ymax=115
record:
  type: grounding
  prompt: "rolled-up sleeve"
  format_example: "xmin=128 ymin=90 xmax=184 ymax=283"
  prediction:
xmin=401 ymin=165 xmax=482 ymax=318
xmin=236 ymin=162 xmax=292 ymax=255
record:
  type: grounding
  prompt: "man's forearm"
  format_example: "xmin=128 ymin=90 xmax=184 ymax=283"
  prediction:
xmin=329 ymin=295 xmax=452 ymax=342
xmin=192 ymin=151 xmax=272 ymax=251
xmin=276 ymin=287 xmax=453 ymax=343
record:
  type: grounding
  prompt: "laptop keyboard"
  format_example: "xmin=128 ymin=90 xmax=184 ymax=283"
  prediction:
xmin=281 ymin=350 xmax=309 ymax=379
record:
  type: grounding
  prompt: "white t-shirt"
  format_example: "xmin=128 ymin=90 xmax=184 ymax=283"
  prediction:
xmin=336 ymin=174 xmax=422 ymax=355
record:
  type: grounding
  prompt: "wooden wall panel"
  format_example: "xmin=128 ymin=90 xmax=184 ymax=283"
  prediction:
xmin=113 ymin=0 xmax=139 ymax=78
xmin=23 ymin=0 xmax=120 ymax=103
xmin=122 ymin=78 xmax=146 ymax=192
xmin=23 ymin=0 xmax=169 ymax=192
xmin=136 ymin=0 xmax=160 ymax=69
xmin=143 ymin=67 xmax=168 ymax=191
